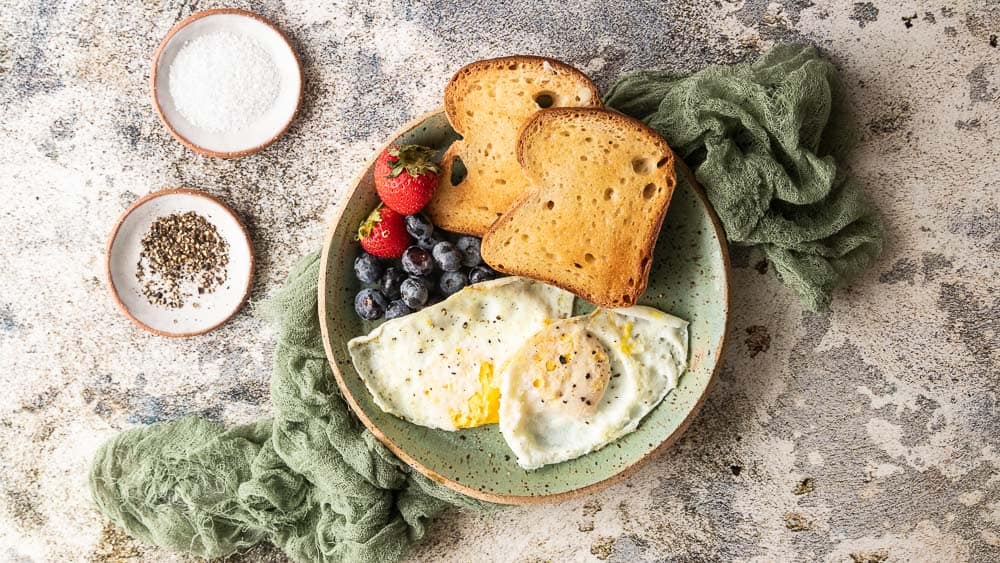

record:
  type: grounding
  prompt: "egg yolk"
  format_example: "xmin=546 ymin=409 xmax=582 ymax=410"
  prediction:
xmin=619 ymin=321 xmax=635 ymax=355
xmin=449 ymin=361 xmax=500 ymax=429
xmin=520 ymin=325 xmax=611 ymax=417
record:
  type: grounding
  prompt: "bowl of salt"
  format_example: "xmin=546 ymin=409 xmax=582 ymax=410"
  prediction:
xmin=152 ymin=8 xmax=303 ymax=158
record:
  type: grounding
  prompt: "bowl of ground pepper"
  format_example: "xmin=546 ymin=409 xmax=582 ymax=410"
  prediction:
xmin=106 ymin=188 xmax=254 ymax=337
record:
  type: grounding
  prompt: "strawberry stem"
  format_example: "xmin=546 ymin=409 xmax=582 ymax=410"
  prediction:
xmin=357 ymin=205 xmax=383 ymax=240
xmin=387 ymin=145 xmax=439 ymax=178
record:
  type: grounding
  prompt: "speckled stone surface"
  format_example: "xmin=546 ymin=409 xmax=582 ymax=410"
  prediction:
xmin=0 ymin=1 xmax=997 ymax=561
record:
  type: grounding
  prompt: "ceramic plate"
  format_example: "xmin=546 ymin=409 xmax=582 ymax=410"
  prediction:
xmin=151 ymin=9 xmax=302 ymax=158
xmin=106 ymin=188 xmax=254 ymax=337
xmin=319 ymin=110 xmax=729 ymax=503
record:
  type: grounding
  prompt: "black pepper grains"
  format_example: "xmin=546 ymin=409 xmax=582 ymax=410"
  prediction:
xmin=136 ymin=211 xmax=229 ymax=308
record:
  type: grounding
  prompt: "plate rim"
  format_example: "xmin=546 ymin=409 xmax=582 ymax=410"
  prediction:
xmin=150 ymin=8 xmax=304 ymax=159
xmin=318 ymin=108 xmax=731 ymax=504
xmin=105 ymin=187 xmax=255 ymax=338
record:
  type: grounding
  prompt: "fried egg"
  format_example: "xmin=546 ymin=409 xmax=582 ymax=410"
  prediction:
xmin=348 ymin=277 xmax=574 ymax=431
xmin=498 ymin=306 xmax=688 ymax=469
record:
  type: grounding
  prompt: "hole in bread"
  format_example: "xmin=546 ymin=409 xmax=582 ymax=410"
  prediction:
xmin=450 ymin=156 xmax=467 ymax=186
xmin=466 ymin=110 xmax=474 ymax=117
xmin=495 ymin=178 xmax=506 ymax=185
xmin=603 ymin=188 xmax=614 ymax=200
xmin=640 ymin=256 xmax=649 ymax=269
xmin=580 ymin=155 xmax=588 ymax=162
xmin=574 ymin=262 xmax=583 ymax=269
xmin=525 ymin=77 xmax=534 ymax=84
xmin=666 ymin=177 xmax=676 ymax=188
xmin=621 ymin=294 xmax=632 ymax=304
xmin=508 ymin=63 xmax=519 ymax=70
xmin=632 ymin=158 xmax=655 ymax=175
xmin=534 ymin=92 xmax=555 ymax=108
xmin=657 ymin=156 xmax=670 ymax=168
xmin=642 ymin=183 xmax=657 ymax=200
xmin=584 ymin=253 xmax=595 ymax=264
xmin=585 ymin=137 xmax=592 ymax=143
xmin=560 ymin=130 xmax=570 ymax=137
xmin=521 ymin=234 xmax=528 ymax=241
xmin=545 ymin=200 xmax=555 ymax=210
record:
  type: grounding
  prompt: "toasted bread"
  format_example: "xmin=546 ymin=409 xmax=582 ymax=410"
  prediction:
xmin=425 ymin=56 xmax=601 ymax=235
xmin=481 ymin=108 xmax=677 ymax=308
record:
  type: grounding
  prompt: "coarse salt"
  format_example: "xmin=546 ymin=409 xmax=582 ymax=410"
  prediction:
xmin=168 ymin=31 xmax=280 ymax=133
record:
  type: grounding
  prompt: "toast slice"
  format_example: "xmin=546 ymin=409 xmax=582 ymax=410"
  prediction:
xmin=425 ymin=56 xmax=601 ymax=235
xmin=481 ymin=108 xmax=677 ymax=308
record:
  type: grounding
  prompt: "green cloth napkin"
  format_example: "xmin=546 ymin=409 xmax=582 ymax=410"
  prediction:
xmin=89 ymin=44 xmax=884 ymax=562
xmin=90 ymin=253 xmax=484 ymax=562
xmin=605 ymin=44 xmax=883 ymax=311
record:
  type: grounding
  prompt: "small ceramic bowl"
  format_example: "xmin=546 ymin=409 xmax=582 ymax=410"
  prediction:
xmin=318 ymin=110 xmax=730 ymax=504
xmin=106 ymin=188 xmax=254 ymax=337
xmin=151 ymin=8 xmax=303 ymax=158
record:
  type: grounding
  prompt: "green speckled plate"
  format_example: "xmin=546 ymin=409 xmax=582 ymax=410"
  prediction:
xmin=319 ymin=110 xmax=729 ymax=504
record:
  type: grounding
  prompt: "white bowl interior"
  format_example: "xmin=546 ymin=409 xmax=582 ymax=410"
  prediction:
xmin=109 ymin=192 xmax=253 ymax=335
xmin=153 ymin=12 xmax=301 ymax=154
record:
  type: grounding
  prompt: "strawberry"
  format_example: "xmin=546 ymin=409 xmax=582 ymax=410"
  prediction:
xmin=357 ymin=205 xmax=410 ymax=258
xmin=374 ymin=144 xmax=439 ymax=214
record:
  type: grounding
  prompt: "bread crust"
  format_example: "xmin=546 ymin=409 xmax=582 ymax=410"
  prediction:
xmin=427 ymin=56 xmax=602 ymax=235
xmin=482 ymin=107 xmax=677 ymax=308
xmin=443 ymin=55 xmax=601 ymax=134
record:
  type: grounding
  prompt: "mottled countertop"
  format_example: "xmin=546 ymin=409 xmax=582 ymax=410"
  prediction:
xmin=1 ymin=1 xmax=997 ymax=561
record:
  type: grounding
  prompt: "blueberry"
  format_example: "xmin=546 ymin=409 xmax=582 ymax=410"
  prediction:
xmin=418 ymin=270 xmax=439 ymax=288
xmin=379 ymin=267 xmax=406 ymax=299
xmin=416 ymin=235 xmax=443 ymax=251
xmin=353 ymin=252 xmax=383 ymax=284
xmin=439 ymin=271 xmax=468 ymax=295
xmin=404 ymin=213 xmax=434 ymax=240
xmin=354 ymin=288 xmax=387 ymax=320
xmin=432 ymin=241 xmax=463 ymax=272
xmin=468 ymin=265 xmax=496 ymax=284
xmin=400 ymin=277 xmax=430 ymax=309
xmin=401 ymin=246 xmax=435 ymax=276
xmin=455 ymin=236 xmax=482 ymax=267
xmin=384 ymin=300 xmax=413 ymax=320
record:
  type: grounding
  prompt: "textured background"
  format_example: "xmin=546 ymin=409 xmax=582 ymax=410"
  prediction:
xmin=0 ymin=0 xmax=997 ymax=561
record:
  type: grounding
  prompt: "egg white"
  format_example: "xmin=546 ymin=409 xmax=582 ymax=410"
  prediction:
xmin=498 ymin=306 xmax=688 ymax=469
xmin=348 ymin=277 xmax=574 ymax=431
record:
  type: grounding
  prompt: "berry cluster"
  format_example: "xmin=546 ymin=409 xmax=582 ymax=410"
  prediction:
xmin=354 ymin=213 xmax=499 ymax=320
xmin=353 ymin=144 xmax=500 ymax=321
